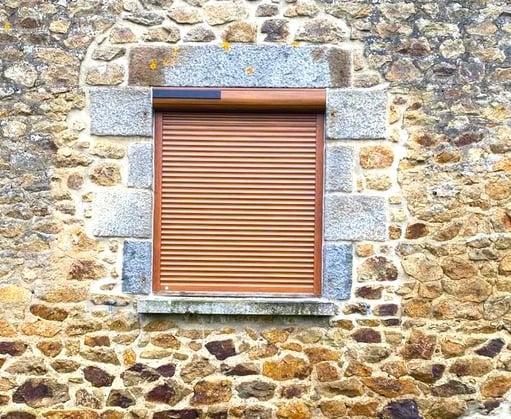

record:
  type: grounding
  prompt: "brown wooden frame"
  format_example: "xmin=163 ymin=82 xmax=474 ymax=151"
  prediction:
xmin=153 ymin=88 xmax=326 ymax=296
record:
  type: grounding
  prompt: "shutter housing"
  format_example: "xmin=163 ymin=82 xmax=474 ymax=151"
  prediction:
xmin=153 ymin=89 xmax=325 ymax=296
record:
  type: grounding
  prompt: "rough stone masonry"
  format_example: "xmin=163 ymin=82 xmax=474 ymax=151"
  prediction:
xmin=0 ymin=0 xmax=511 ymax=418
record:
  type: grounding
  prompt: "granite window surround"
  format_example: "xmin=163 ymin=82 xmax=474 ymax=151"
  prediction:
xmin=89 ymin=44 xmax=389 ymax=316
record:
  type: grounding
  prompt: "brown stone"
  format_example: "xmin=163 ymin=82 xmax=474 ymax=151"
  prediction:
xmin=92 ymin=46 xmax=125 ymax=61
xmin=13 ymin=379 xmax=69 ymax=408
xmin=106 ymin=390 xmax=135 ymax=408
xmin=86 ymin=64 xmax=124 ymax=86
xmin=440 ymin=338 xmax=466 ymax=358
xmin=146 ymin=382 xmax=189 ymax=405
xmin=80 ymin=348 xmax=120 ymax=365
xmin=319 ymin=378 xmax=364 ymax=398
xmin=263 ymin=355 xmax=310 ymax=380
xmin=402 ymin=330 xmax=436 ymax=360
xmin=222 ymin=22 xmax=257 ymax=43
xmin=347 ymin=401 xmax=379 ymax=417
xmin=427 ymin=400 xmax=467 ymax=419
xmin=433 ymin=297 xmax=483 ymax=320
xmin=442 ymin=278 xmax=491 ymax=303
xmin=403 ymin=298 xmax=431 ymax=317
xmin=89 ymin=163 xmax=121 ymax=186
xmin=357 ymin=256 xmax=398 ymax=281
xmin=42 ymin=411 xmax=99 ymax=419
xmin=143 ymin=26 xmax=181 ymax=43
xmin=1 ymin=412 xmax=37 ymax=419
xmin=360 ymin=146 xmax=394 ymax=169
xmin=21 ymin=320 xmax=60 ymax=338
xmin=431 ymin=380 xmax=476 ymax=397
xmin=121 ymin=363 xmax=161 ymax=386
xmin=408 ymin=361 xmax=445 ymax=383
xmin=378 ymin=400 xmax=422 ymax=419
xmin=499 ymin=254 xmax=511 ymax=274
xmin=7 ymin=356 xmax=47 ymax=375
xmin=315 ymin=362 xmax=340 ymax=382
xmin=284 ymin=0 xmax=319 ymax=17
xmin=261 ymin=19 xmax=289 ymax=42
xmin=386 ymin=59 xmax=421 ymax=81
xmin=248 ymin=344 xmax=278 ymax=360
xmin=352 ymin=328 xmax=381 ymax=343
xmin=373 ymin=304 xmax=399 ymax=316
xmin=205 ymin=339 xmax=236 ymax=360
xmin=221 ymin=363 xmax=258 ymax=376
xmin=401 ymin=253 xmax=443 ymax=281
xmin=304 ymin=347 xmax=339 ymax=364
xmin=404 ymin=222 xmax=428 ymax=239
xmin=381 ymin=361 xmax=407 ymax=378
xmin=36 ymin=283 xmax=89 ymax=303
xmin=151 ymin=333 xmax=181 ymax=349
xmin=0 ymin=341 xmax=27 ymax=356
xmin=236 ymin=380 xmax=276 ymax=401
xmin=181 ymin=357 xmax=215 ymax=383
xmin=191 ymin=380 xmax=231 ymax=405
xmin=441 ymin=257 xmax=477 ymax=279
xmin=320 ymin=399 xmax=347 ymax=418
xmin=295 ymin=18 xmax=348 ymax=43
xmin=362 ymin=377 xmax=419 ymax=398
xmin=167 ymin=7 xmax=202 ymax=24
xmin=76 ymin=389 xmax=101 ymax=409
xmin=90 ymin=142 xmax=125 ymax=159
xmin=50 ymin=359 xmax=80 ymax=373
xmin=276 ymin=400 xmax=311 ymax=419
xmin=345 ymin=360 xmax=372 ymax=377
xmin=449 ymin=357 xmax=493 ymax=377
xmin=84 ymin=336 xmax=110 ymax=347
xmin=204 ymin=1 xmax=248 ymax=25
xmin=481 ymin=374 xmax=511 ymax=398
xmin=83 ymin=366 xmax=115 ymax=387
xmin=37 ymin=341 xmax=63 ymax=357
xmin=153 ymin=410 xmax=200 ymax=419
xmin=30 ymin=304 xmax=68 ymax=321
xmin=355 ymin=286 xmax=383 ymax=299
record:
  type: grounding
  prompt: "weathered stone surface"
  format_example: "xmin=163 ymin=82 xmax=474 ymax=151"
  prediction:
xmin=236 ymin=381 xmax=276 ymax=401
xmin=106 ymin=389 xmax=135 ymax=408
xmin=325 ymin=146 xmax=353 ymax=192
xmin=402 ymin=330 xmax=436 ymax=360
xmin=80 ymin=348 xmax=120 ymax=365
xmin=401 ymin=253 xmax=443 ymax=282
xmin=263 ymin=355 xmax=311 ymax=381
xmin=360 ymin=146 xmax=394 ymax=169
xmin=276 ymin=400 xmax=311 ymax=419
xmin=324 ymin=195 xmax=386 ymax=241
xmin=204 ymin=2 xmax=248 ymax=25
xmin=256 ymin=4 xmax=279 ymax=17
xmin=183 ymin=25 xmax=216 ymax=42
xmin=320 ymin=400 xmax=347 ymax=418
xmin=222 ymin=22 xmax=257 ymax=43
xmin=322 ymin=243 xmax=352 ymax=299
xmin=433 ymin=297 xmax=483 ymax=320
xmin=89 ymin=163 xmax=121 ymax=186
xmin=125 ymin=11 xmax=165 ymax=26
xmin=122 ymin=363 xmax=161 ymax=386
xmin=37 ymin=341 xmax=63 ymax=357
xmin=68 ymin=259 xmax=106 ymax=280
xmin=146 ymin=382 xmax=189 ymax=405
xmin=221 ymin=363 xmax=258 ymax=376
xmin=362 ymin=377 xmax=419 ymax=398
xmin=167 ymin=7 xmax=202 ymax=24
xmin=285 ymin=0 xmax=319 ymax=17
xmin=408 ymin=362 xmax=445 ymax=383
xmin=378 ymin=399 xmax=422 ymax=419
xmin=90 ymin=88 xmax=152 ymax=137
xmin=442 ymin=278 xmax=491 ymax=302
xmin=261 ymin=19 xmax=289 ymax=42
xmin=327 ymin=87 xmax=388 ymax=140
xmin=295 ymin=18 xmax=349 ymax=43
xmin=110 ymin=26 xmax=137 ymax=43
xmin=93 ymin=190 xmax=152 ymax=238
xmin=128 ymin=143 xmax=152 ymax=189
xmin=441 ymin=257 xmax=477 ymax=279
xmin=153 ymin=410 xmax=200 ymax=419
xmin=191 ymin=380 xmax=232 ymax=405
xmin=352 ymin=328 xmax=381 ymax=343
xmin=358 ymin=256 xmax=397 ymax=281
xmin=92 ymin=46 xmax=126 ymax=61
xmin=205 ymin=339 xmax=236 ymax=360
xmin=143 ymin=26 xmax=181 ymax=43
xmin=431 ymin=380 xmax=476 ymax=397
xmin=83 ymin=366 xmax=115 ymax=387
xmin=449 ymin=357 xmax=493 ymax=377
xmin=356 ymin=286 xmax=383 ymax=300
xmin=319 ymin=378 xmax=364 ymax=397
xmin=86 ymin=64 xmax=124 ymax=86
xmin=181 ymin=358 xmax=216 ymax=383
xmin=304 ymin=347 xmax=340 ymax=364
xmin=315 ymin=362 xmax=340 ymax=382
xmin=480 ymin=374 xmax=511 ymax=398
xmin=122 ymin=240 xmax=152 ymax=294
xmin=475 ymin=338 xmax=505 ymax=358
xmin=129 ymin=45 xmax=351 ymax=88
xmin=152 ymin=333 xmax=181 ymax=349
xmin=50 ymin=359 xmax=80 ymax=373
xmin=13 ymin=379 xmax=69 ymax=408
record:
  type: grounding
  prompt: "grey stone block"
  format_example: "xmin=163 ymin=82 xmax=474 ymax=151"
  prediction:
xmin=90 ymin=87 xmax=152 ymax=137
xmin=324 ymin=194 xmax=387 ymax=241
xmin=322 ymin=243 xmax=352 ymax=300
xmin=137 ymin=297 xmax=338 ymax=316
xmin=326 ymin=87 xmax=388 ymax=139
xmin=128 ymin=143 xmax=153 ymax=189
xmin=122 ymin=241 xmax=152 ymax=294
xmin=325 ymin=145 xmax=353 ymax=192
xmin=129 ymin=45 xmax=351 ymax=87
xmin=92 ymin=189 xmax=152 ymax=238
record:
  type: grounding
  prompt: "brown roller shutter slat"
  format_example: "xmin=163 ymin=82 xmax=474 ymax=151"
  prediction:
xmin=154 ymin=111 xmax=324 ymax=295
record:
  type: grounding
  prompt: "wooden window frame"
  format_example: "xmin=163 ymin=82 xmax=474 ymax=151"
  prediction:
xmin=153 ymin=88 xmax=326 ymax=297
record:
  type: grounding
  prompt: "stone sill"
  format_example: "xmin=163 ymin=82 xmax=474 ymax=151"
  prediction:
xmin=137 ymin=297 xmax=338 ymax=316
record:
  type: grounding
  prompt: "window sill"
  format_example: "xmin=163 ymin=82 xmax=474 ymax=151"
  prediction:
xmin=137 ymin=296 xmax=338 ymax=316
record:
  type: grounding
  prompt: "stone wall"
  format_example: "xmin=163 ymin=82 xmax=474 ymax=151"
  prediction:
xmin=1 ymin=0 xmax=511 ymax=418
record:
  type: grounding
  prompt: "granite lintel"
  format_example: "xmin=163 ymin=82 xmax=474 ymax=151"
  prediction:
xmin=137 ymin=297 xmax=338 ymax=316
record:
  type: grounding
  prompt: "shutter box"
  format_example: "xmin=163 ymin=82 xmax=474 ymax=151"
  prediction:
xmin=153 ymin=89 xmax=325 ymax=296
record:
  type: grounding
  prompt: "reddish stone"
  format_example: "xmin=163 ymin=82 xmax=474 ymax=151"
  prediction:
xmin=431 ymin=380 xmax=475 ymax=397
xmin=30 ymin=305 xmax=68 ymax=321
xmin=153 ymin=410 xmax=200 ymax=419
xmin=221 ymin=363 xmax=258 ymax=376
xmin=84 ymin=336 xmax=110 ymax=347
xmin=475 ymin=338 xmax=505 ymax=358
xmin=362 ymin=377 xmax=419 ymax=398
xmin=106 ymin=390 xmax=135 ymax=408
xmin=263 ymin=355 xmax=311 ymax=380
xmin=355 ymin=286 xmax=383 ymax=299
xmin=156 ymin=363 xmax=176 ymax=377
xmin=205 ymin=340 xmax=236 ymax=361
xmin=373 ymin=304 xmax=399 ymax=316
xmin=0 ymin=341 xmax=27 ymax=356
xmin=191 ymin=380 xmax=232 ymax=405
xmin=402 ymin=330 xmax=436 ymax=360
xmin=405 ymin=223 xmax=429 ymax=239
xmin=358 ymin=256 xmax=398 ymax=281
xmin=83 ymin=366 xmax=114 ymax=387
xmin=352 ymin=328 xmax=381 ymax=343
xmin=378 ymin=399 xmax=422 ymax=419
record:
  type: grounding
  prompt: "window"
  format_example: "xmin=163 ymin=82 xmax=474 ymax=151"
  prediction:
xmin=152 ymin=88 xmax=325 ymax=296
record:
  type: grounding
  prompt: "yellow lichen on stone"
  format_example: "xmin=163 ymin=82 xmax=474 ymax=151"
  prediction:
xmin=221 ymin=41 xmax=231 ymax=51
xmin=149 ymin=59 xmax=158 ymax=70
xmin=246 ymin=66 xmax=255 ymax=75
xmin=4 ymin=22 xmax=11 ymax=32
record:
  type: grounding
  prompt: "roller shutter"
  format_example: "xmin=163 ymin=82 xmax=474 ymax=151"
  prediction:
xmin=154 ymin=111 xmax=324 ymax=295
